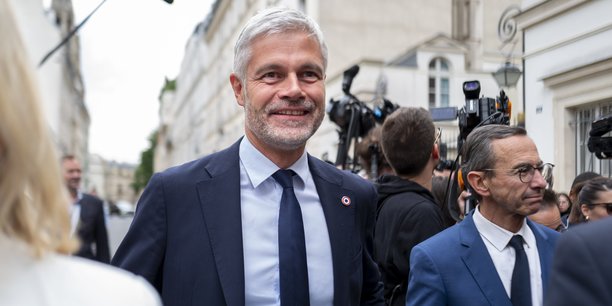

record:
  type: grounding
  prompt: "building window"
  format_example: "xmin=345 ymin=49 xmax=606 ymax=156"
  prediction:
xmin=428 ymin=57 xmax=451 ymax=108
xmin=575 ymin=101 xmax=612 ymax=177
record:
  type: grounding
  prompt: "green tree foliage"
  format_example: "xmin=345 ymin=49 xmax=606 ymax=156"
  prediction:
xmin=132 ymin=130 xmax=157 ymax=194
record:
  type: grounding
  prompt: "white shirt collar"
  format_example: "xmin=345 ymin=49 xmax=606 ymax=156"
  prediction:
xmin=473 ymin=205 xmax=533 ymax=251
xmin=239 ymin=137 xmax=311 ymax=189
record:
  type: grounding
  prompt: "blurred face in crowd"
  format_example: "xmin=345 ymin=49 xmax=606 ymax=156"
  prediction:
xmin=558 ymin=194 xmax=571 ymax=214
xmin=62 ymin=158 xmax=82 ymax=195
xmin=529 ymin=203 xmax=563 ymax=231
xmin=476 ymin=136 xmax=547 ymax=222
xmin=581 ymin=189 xmax=612 ymax=222
xmin=230 ymin=31 xmax=325 ymax=163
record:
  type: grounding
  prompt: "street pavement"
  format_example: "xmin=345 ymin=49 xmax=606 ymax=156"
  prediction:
xmin=107 ymin=215 xmax=133 ymax=258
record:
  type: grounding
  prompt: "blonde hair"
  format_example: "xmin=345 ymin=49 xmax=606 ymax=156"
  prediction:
xmin=0 ymin=0 xmax=78 ymax=256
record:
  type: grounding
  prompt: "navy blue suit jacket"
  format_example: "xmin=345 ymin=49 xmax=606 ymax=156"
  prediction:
xmin=545 ymin=218 xmax=612 ymax=306
xmin=112 ymin=140 xmax=384 ymax=306
xmin=407 ymin=211 xmax=559 ymax=306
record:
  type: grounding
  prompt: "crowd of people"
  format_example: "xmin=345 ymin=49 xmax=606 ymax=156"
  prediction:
xmin=2 ymin=3 xmax=612 ymax=306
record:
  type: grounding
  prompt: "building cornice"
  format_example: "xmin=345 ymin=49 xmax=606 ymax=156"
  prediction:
xmin=515 ymin=0 xmax=589 ymax=30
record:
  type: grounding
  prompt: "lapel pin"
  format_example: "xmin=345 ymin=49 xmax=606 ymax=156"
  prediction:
xmin=341 ymin=196 xmax=351 ymax=206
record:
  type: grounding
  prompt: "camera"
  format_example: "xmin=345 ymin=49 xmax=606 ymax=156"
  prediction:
xmin=327 ymin=65 xmax=398 ymax=171
xmin=430 ymin=80 xmax=511 ymax=150
xmin=430 ymin=80 xmax=512 ymax=222
xmin=588 ymin=113 xmax=612 ymax=159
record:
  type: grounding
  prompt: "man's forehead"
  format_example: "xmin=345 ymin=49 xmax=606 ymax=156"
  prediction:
xmin=491 ymin=135 xmax=541 ymax=166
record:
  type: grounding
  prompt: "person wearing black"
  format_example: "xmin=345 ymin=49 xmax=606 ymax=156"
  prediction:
xmin=61 ymin=155 xmax=110 ymax=263
xmin=373 ymin=107 xmax=445 ymax=305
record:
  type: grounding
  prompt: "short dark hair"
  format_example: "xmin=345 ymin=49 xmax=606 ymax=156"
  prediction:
xmin=578 ymin=177 xmax=612 ymax=206
xmin=461 ymin=125 xmax=527 ymax=201
xmin=381 ymin=107 xmax=435 ymax=176
xmin=541 ymin=189 xmax=559 ymax=208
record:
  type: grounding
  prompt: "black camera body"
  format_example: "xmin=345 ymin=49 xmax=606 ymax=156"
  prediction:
xmin=430 ymin=80 xmax=511 ymax=150
xmin=588 ymin=114 xmax=612 ymax=159
xmin=327 ymin=65 xmax=398 ymax=170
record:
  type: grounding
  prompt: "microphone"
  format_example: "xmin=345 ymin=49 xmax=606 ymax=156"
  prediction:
xmin=163 ymin=0 xmax=174 ymax=3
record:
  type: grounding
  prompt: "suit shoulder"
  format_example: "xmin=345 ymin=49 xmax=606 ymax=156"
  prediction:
xmin=157 ymin=142 xmax=239 ymax=182
xmin=309 ymin=157 xmax=374 ymax=191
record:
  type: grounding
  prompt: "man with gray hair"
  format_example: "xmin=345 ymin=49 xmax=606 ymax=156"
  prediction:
xmin=407 ymin=125 xmax=559 ymax=306
xmin=113 ymin=7 xmax=384 ymax=306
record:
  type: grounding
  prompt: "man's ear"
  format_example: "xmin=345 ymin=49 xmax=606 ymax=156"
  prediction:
xmin=432 ymin=143 xmax=440 ymax=161
xmin=467 ymin=171 xmax=490 ymax=197
xmin=230 ymin=73 xmax=245 ymax=106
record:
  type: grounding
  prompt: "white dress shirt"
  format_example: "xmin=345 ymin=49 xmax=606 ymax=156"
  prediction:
xmin=239 ymin=137 xmax=334 ymax=306
xmin=473 ymin=207 xmax=543 ymax=306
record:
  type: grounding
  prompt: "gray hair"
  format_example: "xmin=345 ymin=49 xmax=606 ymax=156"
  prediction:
xmin=232 ymin=7 xmax=328 ymax=82
xmin=461 ymin=125 xmax=527 ymax=200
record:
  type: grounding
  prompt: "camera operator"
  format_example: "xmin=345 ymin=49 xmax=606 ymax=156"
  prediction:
xmin=373 ymin=107 xmax=445 ymax=305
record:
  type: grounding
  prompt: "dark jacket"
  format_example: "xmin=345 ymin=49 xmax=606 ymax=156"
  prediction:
xmin=373 ymin=175 xmax=444 ymax=306
xmin=74 ymin=193 xmax=110 ymax=263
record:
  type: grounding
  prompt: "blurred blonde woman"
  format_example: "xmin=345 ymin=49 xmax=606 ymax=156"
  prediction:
xmin=0 ymin=1 xmax=160 ymax=305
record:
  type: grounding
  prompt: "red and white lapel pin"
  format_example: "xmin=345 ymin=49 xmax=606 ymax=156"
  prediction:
xmin=341 ymin=196 xmax=351 ymax=206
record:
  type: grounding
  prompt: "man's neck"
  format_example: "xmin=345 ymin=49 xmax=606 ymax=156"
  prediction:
xmin=69 ymin=189 xmax=79 ymax=202
xmin=478 ymin=202 xmax=525 ymax=233
xmin=399 ymin=170 xmax=433 ymax=191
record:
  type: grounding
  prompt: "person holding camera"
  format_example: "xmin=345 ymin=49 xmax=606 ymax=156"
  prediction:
xmin=373 ymin=107 xmax=445 ymax=305
xmin=407 ymin=125 xmax=560 ymax=306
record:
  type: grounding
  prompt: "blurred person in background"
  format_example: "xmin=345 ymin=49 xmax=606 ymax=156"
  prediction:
xmin=556 ymin=192 xmax=572 ymax=228
xmin=374 ymin=107 xmax=444 ymax=305
xmin=545 ymin=217 xmax=612 ymax=306
xmin=355 ymin=126 xmax=394 ymax=181
xmin=576 ymin=177 xmax=612 ymax=223
xmin=431 ymin=175 xmax=459 ymax=228
xmin=61 ymin=154 xmax=110 ymax=263
xmin=0 ymin=1 xmax=160 ymax=304
xmin=528 ymin=189 xmax=565 ymax=232
xmin=567 ymin=171 xmax=601 ymax=226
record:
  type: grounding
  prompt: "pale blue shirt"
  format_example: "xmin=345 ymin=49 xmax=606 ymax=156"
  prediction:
xmin=239 ymin=137 xmax=334 ymax=306
xmin=473 ymin=206 xmax=543 ymax=306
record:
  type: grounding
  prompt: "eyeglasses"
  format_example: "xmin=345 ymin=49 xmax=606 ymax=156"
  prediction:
xmin=588 ymin=203 xmax=612 ymax=214
xmin=434 ymin=128 xmax=441 ymax=144
xmin=481 ymin=163 xmax=555 ymax=184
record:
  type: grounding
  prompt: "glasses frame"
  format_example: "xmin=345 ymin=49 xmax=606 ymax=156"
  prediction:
xmin=480 ymin=163 xmax=555 ymax=184
xmin=434 ymin=127 xmax=441 ymax=144
xmin=587 ymin=202 xmax=612 ymax=214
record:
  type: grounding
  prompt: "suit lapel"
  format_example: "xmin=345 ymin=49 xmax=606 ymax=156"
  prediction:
xmin=196 ymin=141 xmax=245 ymax=306
xmin=459 ymin=214 xmax=512 ymax=306
xmin=309 ymin=157 xmax=355 ymax=306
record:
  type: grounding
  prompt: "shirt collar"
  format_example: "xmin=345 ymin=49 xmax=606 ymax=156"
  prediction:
xmin=239 ymin=137 xmax=310 ymax=189
xmin=473 ymin=205 xmax=533 ymax=251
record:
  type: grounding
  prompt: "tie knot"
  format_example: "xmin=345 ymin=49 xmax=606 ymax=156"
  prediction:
xmin=508 ymin=235 xmax=525 ymax=251
xmin=273 ymin=169 xmax=296 ymax=189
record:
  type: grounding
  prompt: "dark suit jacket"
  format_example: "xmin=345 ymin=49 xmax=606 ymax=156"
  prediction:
xmin=407 ymin=211 xmax=559 ymax=306
xmin=112 ymin=139 xmax=384 ymax=306
xmin=545 ymin=218 xmax=612 ymax=306
xmin=74 ymin=193 xmax=110 ymax=263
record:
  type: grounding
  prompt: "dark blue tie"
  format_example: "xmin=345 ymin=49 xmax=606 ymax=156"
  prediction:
xmin=509 ymin=235 xmax=532 ymax=306
xmin=273 ymin=169 xmax=310 ymax=306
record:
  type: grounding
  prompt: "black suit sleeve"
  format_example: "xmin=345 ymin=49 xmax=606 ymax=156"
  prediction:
xmin=545 ymin=224 xmax=612 ymax=306
xmin=93 ymin=196 xmax=111 ymax=263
